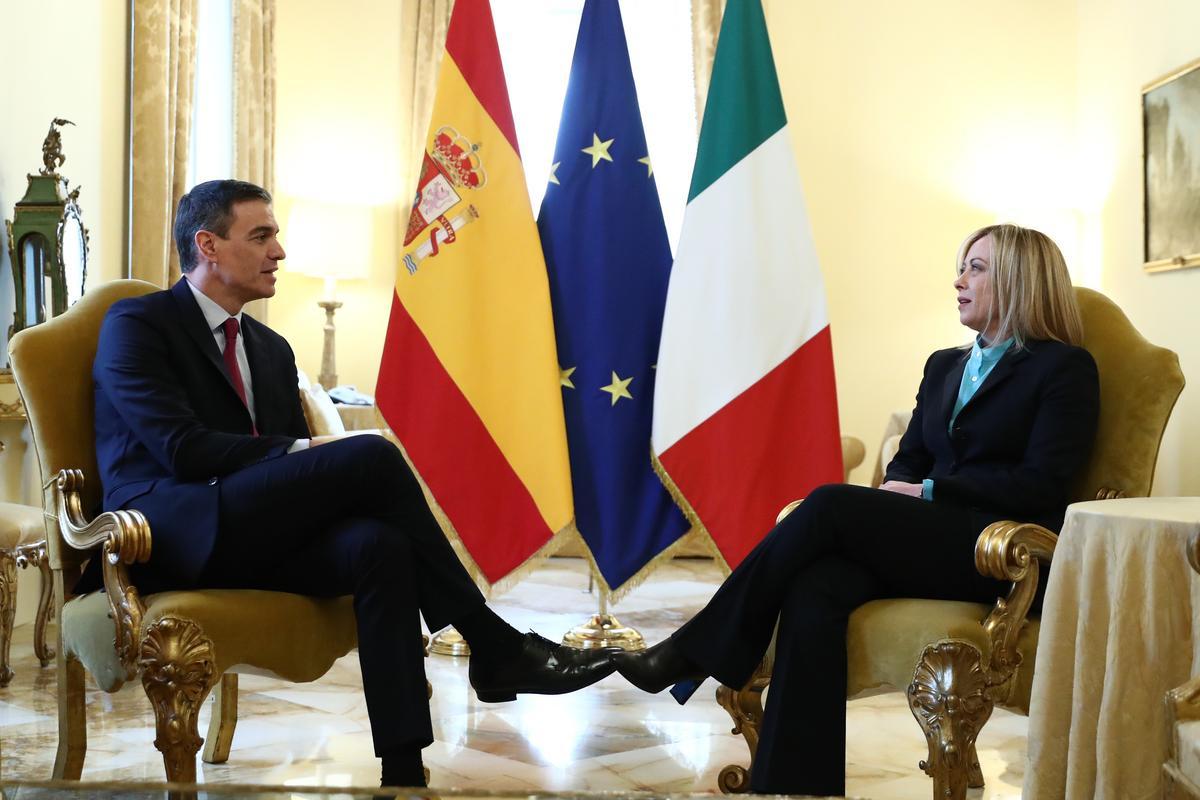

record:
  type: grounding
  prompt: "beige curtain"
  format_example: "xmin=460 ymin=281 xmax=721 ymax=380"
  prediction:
xmin=233 ymin=0 xmax=275 ymax=321
xmin=130 ymin=0 xmax=198 ymax=286
xmin=399 ymin=0 xmax=454 ymax=201
xmin=233 ymin=0 xmax=275 ymax=191
xmin=691 ymin=0 xmax=725 ymax=124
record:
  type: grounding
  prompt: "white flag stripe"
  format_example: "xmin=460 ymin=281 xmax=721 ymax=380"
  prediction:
xmin=652 ymin=128 xmax=828 ymax=454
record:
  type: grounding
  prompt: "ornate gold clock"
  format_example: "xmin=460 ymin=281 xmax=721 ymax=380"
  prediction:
xmin=5 ymin=118 xmax=90 ymax=338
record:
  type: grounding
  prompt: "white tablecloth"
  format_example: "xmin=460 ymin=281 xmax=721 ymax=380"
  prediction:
xmin=1025 ymin=497 xmax=1200 ymax=800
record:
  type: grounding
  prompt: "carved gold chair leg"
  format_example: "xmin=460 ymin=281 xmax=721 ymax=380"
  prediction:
xmin=53 ymin=649 xmax=87 ymax=779
xmin=967 ymin=743 xmax=984 ymax=788
xmin=29 ymin=545 xmax=55 ymax=666
xmin=907 ymin=639 xmax=994 ymax=800
xmin=203 ymin=673 xmax=238 ymax=764
xmin=716 ymin=656 xmax=771 ymax=794
xmin=139 ymin=617 xmax=219 ymax=784
xmin=0 ymin=550 xmax=15 ymax=687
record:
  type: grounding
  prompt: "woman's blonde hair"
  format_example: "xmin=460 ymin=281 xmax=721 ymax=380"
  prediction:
xmin=957 ymin=223 xmax=1083 ymax=347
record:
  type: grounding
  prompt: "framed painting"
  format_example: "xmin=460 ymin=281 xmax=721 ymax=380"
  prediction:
xmin=1143 ymin=57 xmax=1200 ymax=273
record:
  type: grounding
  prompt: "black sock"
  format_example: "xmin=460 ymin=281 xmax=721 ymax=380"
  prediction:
xmin=452 ymin=604 xmax=523 ymax=658
xmin=380 ymin=747 xmax=426 ymax=788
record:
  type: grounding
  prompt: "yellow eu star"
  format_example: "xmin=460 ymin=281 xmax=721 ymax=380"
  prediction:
xmin=638 ymin=155 xmax=653 ymax=177
xmin=548 ymin=162 xmax=561 ymax=185
xmin=582 ymin=133 xmax=614 ymax=168
xmin=560 ymin=365 xmax=576 ymax=389
xmin=600 ymin=371 xmax=633 ymax=406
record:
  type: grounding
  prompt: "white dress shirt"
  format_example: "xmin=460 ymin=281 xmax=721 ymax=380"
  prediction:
xmin=185 ymin=279 xmax=256 ymax=424
xmin=185 ymin=279 xmax=310 ymax=452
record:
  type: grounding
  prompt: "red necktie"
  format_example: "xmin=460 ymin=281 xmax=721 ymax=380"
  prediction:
xmin=221 ymin=317 xmax=257 ymax=435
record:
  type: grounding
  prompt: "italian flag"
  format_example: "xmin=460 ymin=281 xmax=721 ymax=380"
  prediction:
xmin=378 ymin=0 xmax=573 ymax=587
xmin=652 ymin=0 xmax=842 ymax=571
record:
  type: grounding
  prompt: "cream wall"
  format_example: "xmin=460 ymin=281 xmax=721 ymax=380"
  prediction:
xmin=272 ymin=1 xmax=1198 ymax=494
xmin=763 ymin=0 xmax=1081 ymax=483
xmin=0 ymin=0 xmax=129 ymax=624
xmin=1076 ymin=0 xmax=1200 ymax=496
xmin=272 ymin=0 xmax=405 ymax=395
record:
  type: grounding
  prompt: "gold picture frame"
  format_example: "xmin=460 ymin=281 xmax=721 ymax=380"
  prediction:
xmin=1143 ymin=57 xmax=1200 ymax=273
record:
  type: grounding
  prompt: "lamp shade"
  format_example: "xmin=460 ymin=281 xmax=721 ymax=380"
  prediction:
xmin=283 ymin=200 xmax=373 ymax=283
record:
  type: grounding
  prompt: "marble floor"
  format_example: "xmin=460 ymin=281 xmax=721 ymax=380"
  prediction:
xmin=0 ymin=558 xmax=1027 ymax=797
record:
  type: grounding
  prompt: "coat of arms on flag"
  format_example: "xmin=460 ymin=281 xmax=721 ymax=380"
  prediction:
xmin=403 ymin=126 xmax=487 ymax=275
xmin=378 ymin=0 xmax=573 ymax=590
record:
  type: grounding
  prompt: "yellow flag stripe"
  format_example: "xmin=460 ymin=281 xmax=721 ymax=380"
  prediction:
xmin=398 ymin=55 xmax=572 ymax=532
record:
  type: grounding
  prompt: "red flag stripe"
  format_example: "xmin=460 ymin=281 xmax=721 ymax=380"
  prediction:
xmin=443 ymin=0 xmax=521 ymax=156
xmin=659 ymin=327 xmax=843 ymax=569
xmin=377 ymin=293 xmax=550 ymax=582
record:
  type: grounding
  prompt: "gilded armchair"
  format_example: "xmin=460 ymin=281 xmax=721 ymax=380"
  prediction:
xmin=715 ymin=287 xmax=1185 ymax=800
xmin=8 ymin=280 xmax=364 ymax=783
xmin=0 ymin=498 xmax=54 ymax=687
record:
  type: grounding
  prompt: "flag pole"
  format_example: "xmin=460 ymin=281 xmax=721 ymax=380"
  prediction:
xmin=561 ymin=584 xmax=645 ymax=651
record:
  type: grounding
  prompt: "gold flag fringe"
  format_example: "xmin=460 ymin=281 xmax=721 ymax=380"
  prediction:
xmin=595 ymin=525 xmax=724 ymax=606
xmin=650 ymin=448 xmax=732 ymax=576
xmin=374 ymin=410 xmax=733 ymax=606
xmin=378 ymin=419 xmax=577 ymax=599
xmin=549 ymin=450 xmax=733 ymax=606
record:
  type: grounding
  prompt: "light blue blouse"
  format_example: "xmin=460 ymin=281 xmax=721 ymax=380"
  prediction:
xmin=921 ymin=336 xmax=1014 ymax=500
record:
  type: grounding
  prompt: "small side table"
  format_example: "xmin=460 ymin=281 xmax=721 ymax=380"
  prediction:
xmin=1025 ymin=497 xmax=1200 ymax=800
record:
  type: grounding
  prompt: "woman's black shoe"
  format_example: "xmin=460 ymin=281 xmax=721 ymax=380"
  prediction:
xmin=468 ymin=632 xmax=618 ymax=702
xmin=614 ymin=637 xmax=706 ymax=696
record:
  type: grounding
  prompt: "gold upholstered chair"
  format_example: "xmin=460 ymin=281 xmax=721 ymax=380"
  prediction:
xmin=715 ymin=287 xmax=1185 ymax=800
xmin=0 ymin=498 xmax=55 ymax=687
xmin=8 ymin=279 xmax=360 ymax=782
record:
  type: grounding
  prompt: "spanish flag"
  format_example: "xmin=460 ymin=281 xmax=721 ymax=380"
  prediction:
xmin=377 ymin=0 xmax=573 ymax=586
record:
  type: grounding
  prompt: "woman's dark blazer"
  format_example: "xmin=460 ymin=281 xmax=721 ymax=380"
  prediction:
xmin=884 ymin=339 xmax=1100 ymax=533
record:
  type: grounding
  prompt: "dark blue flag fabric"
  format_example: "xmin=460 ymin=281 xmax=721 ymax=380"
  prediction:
xmin=537 ymin=0 xmax=689 ymax=593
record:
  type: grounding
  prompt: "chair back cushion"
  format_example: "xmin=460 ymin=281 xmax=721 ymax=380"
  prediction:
xmin=9 ymin=280 xmax=160 ymax=570
xmin=1072 ymin=287 xmax=1184 ymax=500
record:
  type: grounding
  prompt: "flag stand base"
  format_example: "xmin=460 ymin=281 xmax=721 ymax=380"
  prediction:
xmin=562 ymin=613 xmax=645 ymax=651
xmin=429 ymin=626 xmax=470 ymax=657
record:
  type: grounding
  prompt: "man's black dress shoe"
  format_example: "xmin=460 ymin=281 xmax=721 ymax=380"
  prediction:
xmin=614 ymin=637 xmax=706 ymax=695
xmin=469 ymin=632 xmax=618 ymax=702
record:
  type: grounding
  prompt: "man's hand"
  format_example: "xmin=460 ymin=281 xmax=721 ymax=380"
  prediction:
xmin=879 ymin=480 xmax=923 ymax=497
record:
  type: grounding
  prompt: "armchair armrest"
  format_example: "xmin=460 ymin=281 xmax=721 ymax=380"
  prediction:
xmin=974 ymin=519 xmax=1056 ymax=698
xmin=974 ymin=487 xmax=1124 ymax=703
xmin=55 ymin=468 xmax=152 ymax=681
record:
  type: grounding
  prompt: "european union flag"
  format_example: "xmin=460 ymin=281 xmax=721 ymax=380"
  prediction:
xmin=538 ymin=0 xmax=689 ymax=592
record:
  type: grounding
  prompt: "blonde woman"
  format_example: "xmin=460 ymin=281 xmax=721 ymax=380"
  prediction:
xmin=617 ymin=224 xmax=1099 ymax=796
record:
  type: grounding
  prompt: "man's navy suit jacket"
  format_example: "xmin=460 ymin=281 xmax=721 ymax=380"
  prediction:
xmin=884 ymin=339 xmax=1100 ymax=533
xmin=93 ymin=278 xmax=311 ymax=588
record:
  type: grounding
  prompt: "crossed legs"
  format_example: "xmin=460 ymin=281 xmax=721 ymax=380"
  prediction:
xmin=666 ymin=484 xmax=1005 ymax=794
xmin=200 ymin=435 xmax=483 ymax=758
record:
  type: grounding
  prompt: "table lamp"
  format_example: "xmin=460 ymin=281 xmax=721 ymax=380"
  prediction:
xmin=284 ymin=201 xmax=372 ymax=389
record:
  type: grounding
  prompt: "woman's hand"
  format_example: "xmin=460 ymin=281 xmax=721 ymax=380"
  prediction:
xmin=879 ymin=480 xmax=923 ymax=498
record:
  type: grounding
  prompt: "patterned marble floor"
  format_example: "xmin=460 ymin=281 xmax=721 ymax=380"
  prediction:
xmin=0 ymin=558 xmax=1027 ymax=797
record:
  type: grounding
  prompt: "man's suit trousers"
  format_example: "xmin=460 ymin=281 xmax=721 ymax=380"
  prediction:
xmin=198 ymin=434 xmax=485 ymax=754
xmin=673 ymin=483 xmax=1007 ymax=796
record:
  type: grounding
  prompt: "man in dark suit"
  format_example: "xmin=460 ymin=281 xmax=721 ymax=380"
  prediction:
xmin=93 ymin=179 xmax=615 ymax=787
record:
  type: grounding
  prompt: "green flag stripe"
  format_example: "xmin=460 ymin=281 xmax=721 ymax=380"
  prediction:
xmin=687 ymin=0 xmax=787 ymax=202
